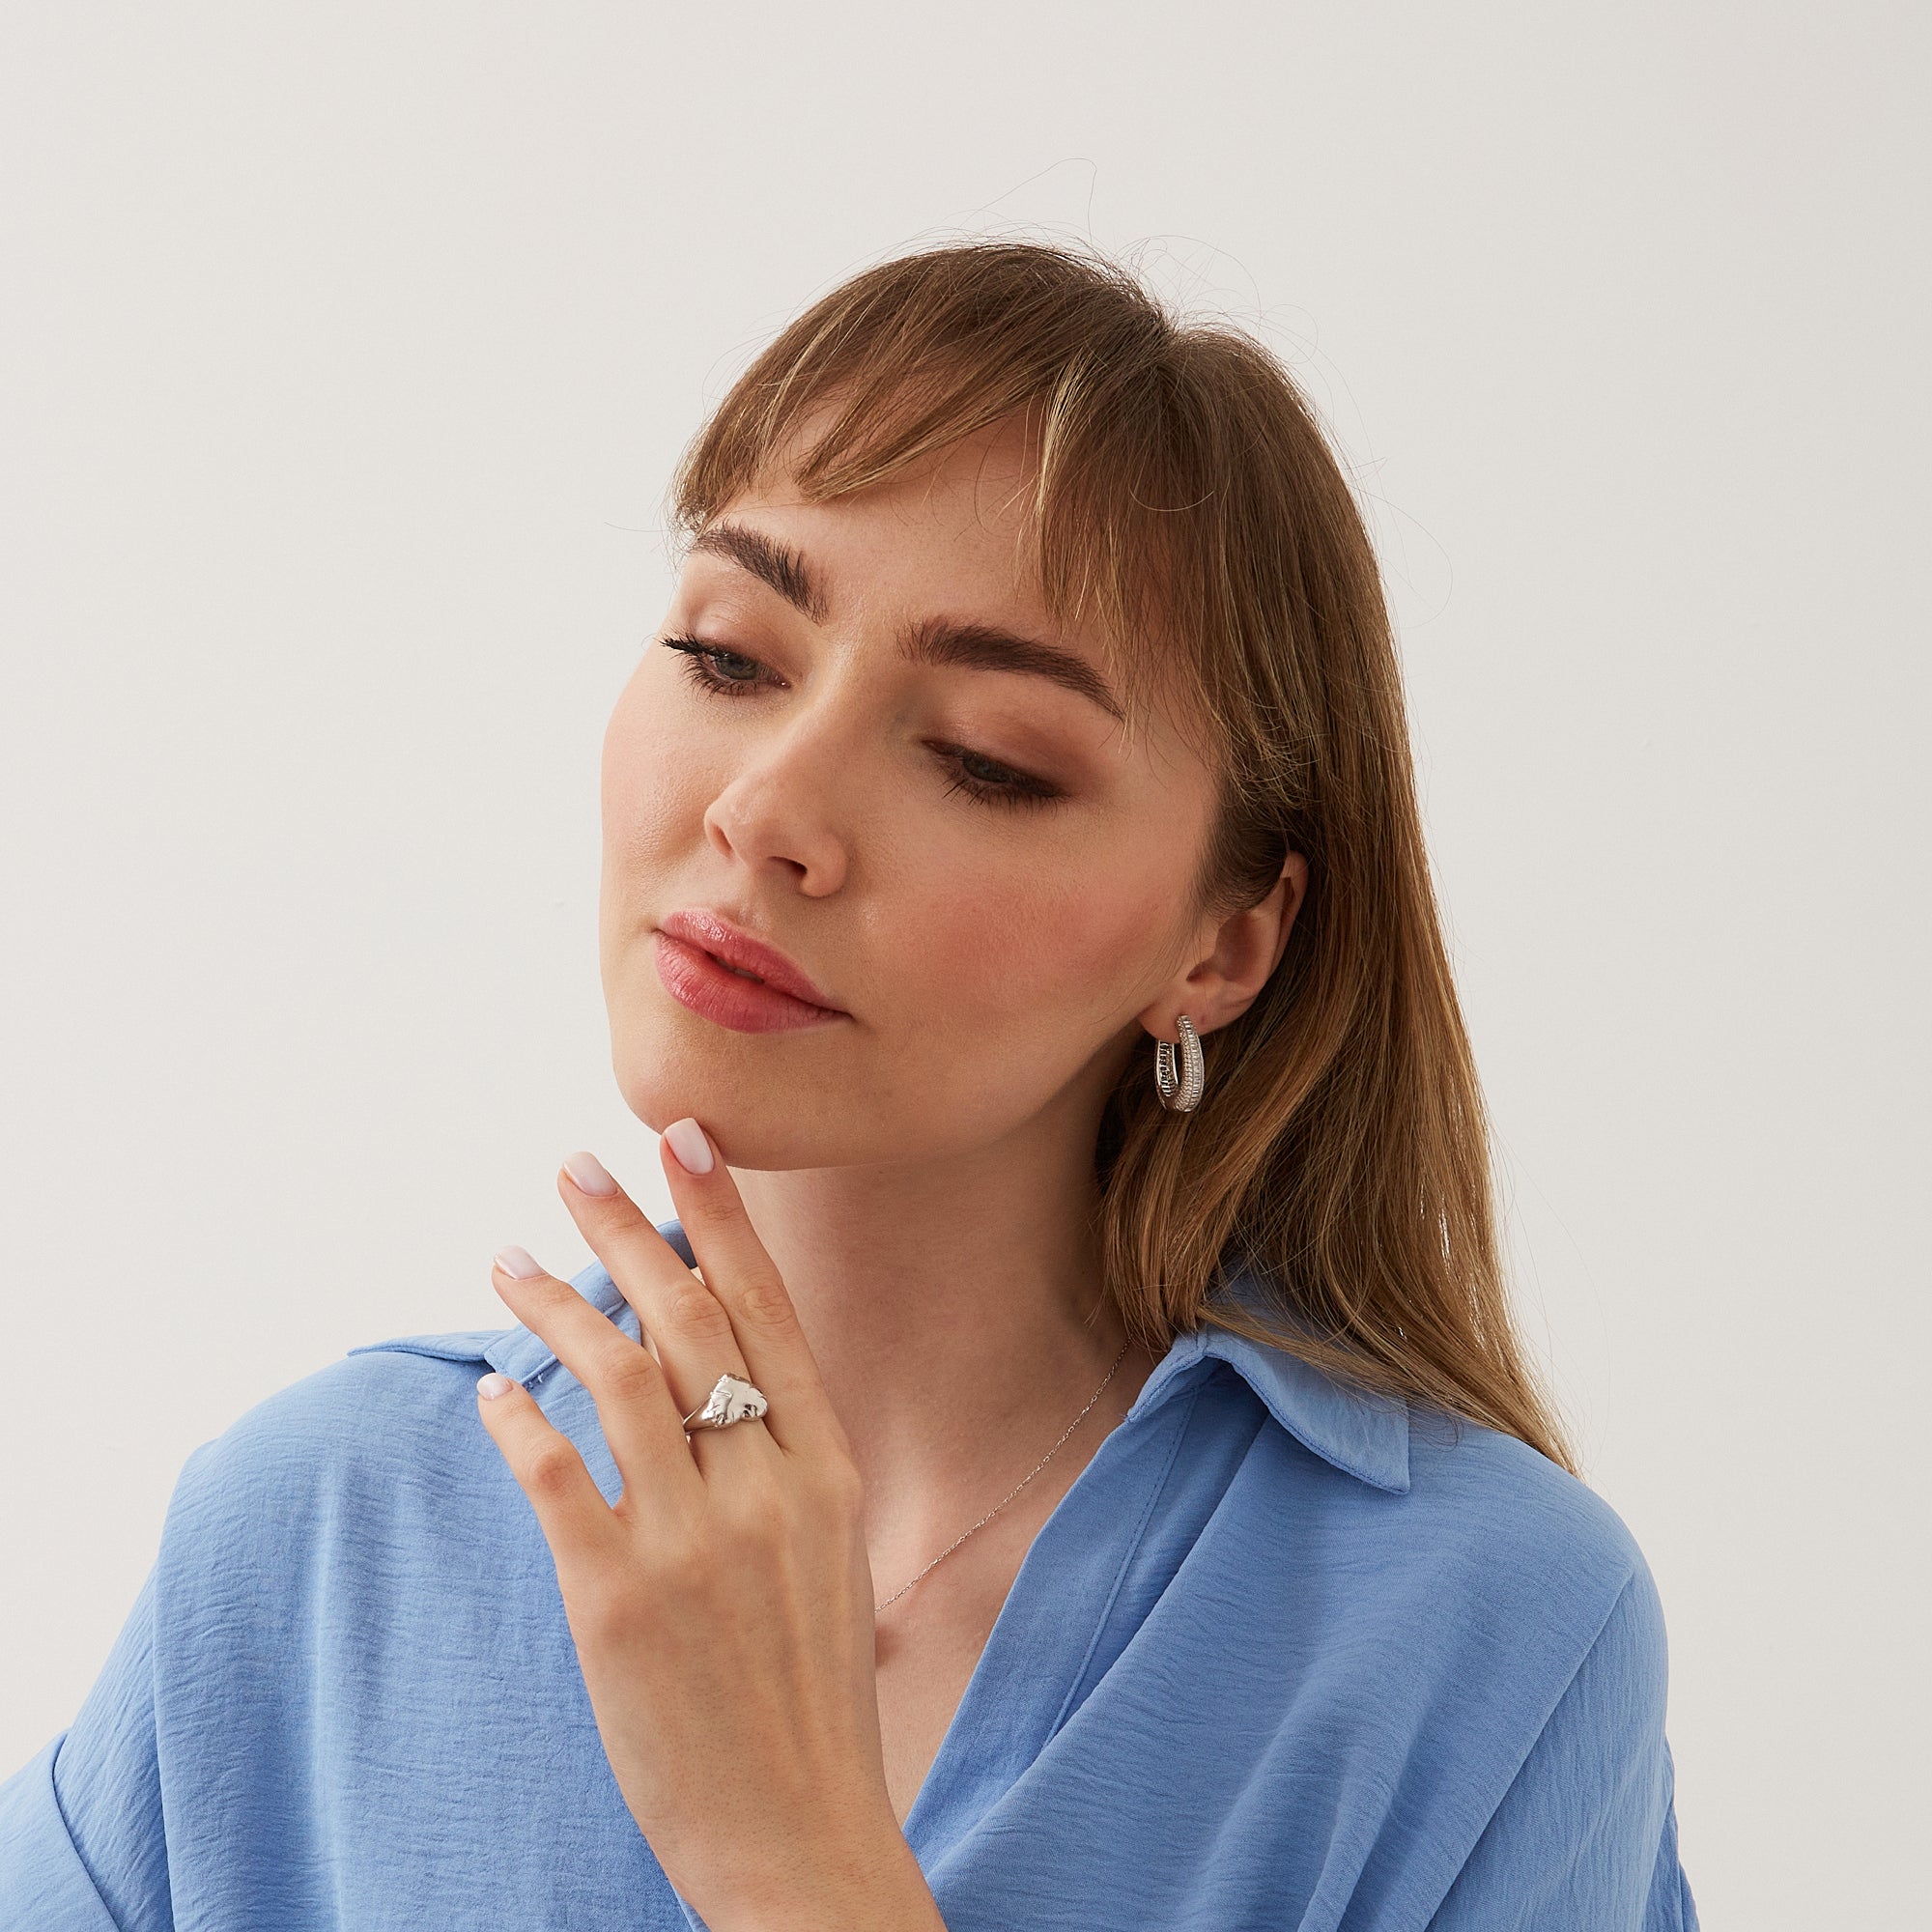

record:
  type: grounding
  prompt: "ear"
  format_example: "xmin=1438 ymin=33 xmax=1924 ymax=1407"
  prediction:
xmin=1138 ymin=852 xmax=1310 ymax=1041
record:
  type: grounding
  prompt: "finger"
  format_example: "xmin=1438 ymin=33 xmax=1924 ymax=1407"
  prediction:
xmin=657 ymin=1118 xmax=848 ymax=1463
xmin=490 ymin=1247 xmax=702 ymax=1501
xmin=473 ymin=1369 xmax=624 ymax=1584
xmin=554 ymin=1152 xmax=763 ymax=1453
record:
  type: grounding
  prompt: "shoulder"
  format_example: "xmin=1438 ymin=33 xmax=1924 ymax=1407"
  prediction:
xmin=1196 ymin=1316 xmax=1670 ymax=1717
xmin=1406 ymin=1405 xmax=1645 ymax=1574
xmin=1395 ymin=1404 xmax=1668 ymax=1693
xmin=155 ymin=1247 xmax=656 ymax=1587
xmin=1195 ymin=1292 xmax=1653 ymax=1638
xmin=156 ymin=1249 xmax=649 ymax=1559
xmin=161 ymin=1319 xmax=514 ymax=1560
xmin=1205 ymin=1317 xmax=1653 ymax=1630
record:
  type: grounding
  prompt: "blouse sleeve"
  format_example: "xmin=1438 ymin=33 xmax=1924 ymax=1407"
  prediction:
xmin=1427 ymin=1565 xmax=1700 ymax=1931
xmin=0 ymin=1555 xmax=175 ymax=1932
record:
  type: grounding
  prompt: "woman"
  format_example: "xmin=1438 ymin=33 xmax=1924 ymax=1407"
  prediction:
xmin=0 ymin=239 xmax=1698 ymax=1930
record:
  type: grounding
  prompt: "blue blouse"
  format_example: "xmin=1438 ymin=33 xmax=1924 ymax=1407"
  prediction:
xmin=1 ymin=1221 xmax=1698 ymax=1930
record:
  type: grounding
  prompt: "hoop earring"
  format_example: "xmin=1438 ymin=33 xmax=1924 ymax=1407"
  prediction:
xmin=1154 ymin=1013 xmax=1206 ymax=1113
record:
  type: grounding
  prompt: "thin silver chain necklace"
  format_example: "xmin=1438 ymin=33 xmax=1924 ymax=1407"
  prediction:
xmin=872 ymin=1338 xmax=1133 ymax=1616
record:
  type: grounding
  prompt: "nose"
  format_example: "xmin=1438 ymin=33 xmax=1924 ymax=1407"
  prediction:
xmin=701 ymin=706 xmax=855 ymax=897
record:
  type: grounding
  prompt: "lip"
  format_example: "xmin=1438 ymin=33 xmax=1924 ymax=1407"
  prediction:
xmin=652 ymin=908 xmax=848 ymax=1034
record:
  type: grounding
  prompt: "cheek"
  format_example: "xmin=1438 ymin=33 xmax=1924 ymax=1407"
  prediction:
xmin=854 ymin=828 xmax=1191 ymax=1152
xmin=600 ymin=670 xmax=697 ymax=880
xmin=893 ymin=831 xmax=1185 ymax=1033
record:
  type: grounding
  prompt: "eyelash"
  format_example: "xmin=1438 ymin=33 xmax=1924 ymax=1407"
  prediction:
xmin=658 ymin=634 xmax=1065 ymax=812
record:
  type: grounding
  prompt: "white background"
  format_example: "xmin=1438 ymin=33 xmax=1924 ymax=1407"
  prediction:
xmin=3 ymin=5 xmax=1926 ymax=1922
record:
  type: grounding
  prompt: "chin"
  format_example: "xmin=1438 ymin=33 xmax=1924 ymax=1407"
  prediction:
xmin=606 ymin=1020 xmax=834 ymax=1172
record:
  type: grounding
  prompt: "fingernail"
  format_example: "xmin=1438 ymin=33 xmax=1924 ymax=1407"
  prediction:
xmin=665 ymin=1117 xmax=714 ymax=1175
xmin=563 ymin=1151 xmax=618 ymax=1196
xmin=477 ymin=1372 xmax=517 ymax=1401
xmin=494 ymin=1244 xmax=544 ymax=1279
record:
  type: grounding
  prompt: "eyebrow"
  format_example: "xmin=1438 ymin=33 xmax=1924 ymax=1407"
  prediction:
xmin=689 ymin=521 xmax=830 ymax=625
xmin=686 ymin=519 xmax=1124 ymax=723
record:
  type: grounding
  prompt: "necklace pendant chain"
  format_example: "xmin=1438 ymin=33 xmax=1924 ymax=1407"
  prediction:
xmin=872 ymin=1338 xmax=1132 ymax=1616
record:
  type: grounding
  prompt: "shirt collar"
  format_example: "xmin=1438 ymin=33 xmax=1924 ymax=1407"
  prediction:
xmin=1124 ymin=1260 xmax=1411 ymax=1494
xmin=452 ymin=1221 xmax=1407 ymax=1495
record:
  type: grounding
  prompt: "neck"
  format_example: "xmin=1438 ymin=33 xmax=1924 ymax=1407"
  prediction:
xmin=728 ymin=1086 xmax=1158 ymax=1563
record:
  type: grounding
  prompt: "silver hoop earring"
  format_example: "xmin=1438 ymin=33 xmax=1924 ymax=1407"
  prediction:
xmin=1154 ymin=1014 xmax=1206 ymax=1113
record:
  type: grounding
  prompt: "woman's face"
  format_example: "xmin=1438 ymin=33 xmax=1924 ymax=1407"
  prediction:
xmin=600 ymin=413 xmax=1242 ymax=1172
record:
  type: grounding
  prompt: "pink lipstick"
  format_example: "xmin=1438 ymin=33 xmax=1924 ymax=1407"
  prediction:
xmin=652 ymin=908 xmax=848 ymax=1034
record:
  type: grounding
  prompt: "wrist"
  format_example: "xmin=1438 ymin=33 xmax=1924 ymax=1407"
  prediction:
xmin=699 ymin=1829 xmax=945 ymax=1932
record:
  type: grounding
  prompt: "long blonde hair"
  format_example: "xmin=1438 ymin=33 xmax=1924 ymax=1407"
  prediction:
xmin=666 ymin=237 xmax=1574 ymax=1472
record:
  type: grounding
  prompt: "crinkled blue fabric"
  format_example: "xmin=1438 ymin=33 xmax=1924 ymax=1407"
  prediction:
xmin=0 ymin=1222 xmax=1697 ymax=1929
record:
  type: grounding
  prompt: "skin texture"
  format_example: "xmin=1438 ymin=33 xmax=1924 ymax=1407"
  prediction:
xmin=475 ymin=412 xmax=1309 ymax=1929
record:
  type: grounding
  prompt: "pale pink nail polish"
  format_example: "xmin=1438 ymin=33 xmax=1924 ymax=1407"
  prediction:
xmin=664 ymin=1118 xmax=714 ymax=1175
xmin=494 ymin=1245 xmax=543 ymax=1279
xmin=563 ymin=1151 xmax=618 ymax=1196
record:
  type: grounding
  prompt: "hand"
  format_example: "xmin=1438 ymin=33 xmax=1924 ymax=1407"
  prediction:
xmin=473 ymin=1118 xmax=942 ymax=1932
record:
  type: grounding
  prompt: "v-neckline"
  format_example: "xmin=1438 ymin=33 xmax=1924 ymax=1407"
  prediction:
xmin=896 ymin=1342 xmax=1210 ymax=1861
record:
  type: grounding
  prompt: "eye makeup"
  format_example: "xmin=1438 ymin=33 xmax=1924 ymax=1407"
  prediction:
xmin=657 ymin=633 xmax=1066 ymax=813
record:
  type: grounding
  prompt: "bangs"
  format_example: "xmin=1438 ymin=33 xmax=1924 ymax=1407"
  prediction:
xmin=662 ymin=242 xmax=1249 ymax=751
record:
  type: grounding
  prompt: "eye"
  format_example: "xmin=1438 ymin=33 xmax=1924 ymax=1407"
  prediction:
xmin=660 ymin=634 xmax=771 ymax=696
xmin=657 ymin=633 xmax=1065 ymax=813
xmin=932 ymin=744 xmax=1063 ymax=812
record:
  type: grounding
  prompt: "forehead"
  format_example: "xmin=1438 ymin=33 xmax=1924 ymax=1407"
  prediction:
xmin=708 ymin=412 xmax=1051 ymax=612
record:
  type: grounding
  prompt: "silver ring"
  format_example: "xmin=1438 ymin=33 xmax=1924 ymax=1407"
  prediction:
xmin=680 ymin=1372 xmax=770 ymax=1433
